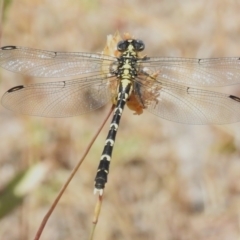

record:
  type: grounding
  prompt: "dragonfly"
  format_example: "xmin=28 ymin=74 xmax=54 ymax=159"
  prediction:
xmin=1 ymin=34 xmax=240 ymax=195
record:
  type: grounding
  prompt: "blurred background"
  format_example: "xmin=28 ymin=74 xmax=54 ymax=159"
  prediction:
xmin=1 ymin=0 xmax=240 ymax=239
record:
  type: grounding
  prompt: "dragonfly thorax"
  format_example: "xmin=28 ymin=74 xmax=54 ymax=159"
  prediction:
xmin=115 ymin=39 xmax=144 ymax=81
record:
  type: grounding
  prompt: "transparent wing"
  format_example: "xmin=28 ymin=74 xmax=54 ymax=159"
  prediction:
xmin=134 ymin=78 xmax=240 ymax=124
xmin=0 ymin=46 xmax=116 ymax=77
xmin=1 ymin=75 xmax=115 ymax=117
xmin=140 ymin=57 xmax=240 ymax=87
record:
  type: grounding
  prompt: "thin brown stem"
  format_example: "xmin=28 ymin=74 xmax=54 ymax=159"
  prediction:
xmin=89 ymin=193 xmax=104 ymax=240
xmin=34 ymin=105 xmax=115 ymax=240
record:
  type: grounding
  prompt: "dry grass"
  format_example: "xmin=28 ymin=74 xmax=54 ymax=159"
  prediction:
xmin=1 ymin=0 xmax=240 ymax=239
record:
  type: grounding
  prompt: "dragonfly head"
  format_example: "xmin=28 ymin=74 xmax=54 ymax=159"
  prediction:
xmin=117 ymin=39 xmax=145 ymax=52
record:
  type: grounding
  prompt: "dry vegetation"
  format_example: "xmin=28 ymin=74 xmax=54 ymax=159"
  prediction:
xmin=1 ymin=0 xmax=240 ymax=239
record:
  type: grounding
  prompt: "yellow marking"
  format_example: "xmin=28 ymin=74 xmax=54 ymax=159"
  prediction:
xmin=110 ymin=123 xmax=118 ymax=130
xmin=123 ymin=65 xmax=130 ymax=68
xmin=127 ymin=44 xmax=134 ymax=51
xmin=105 ymin=139 xmax=114 ymax=146
xmin=117 ymin=92 xmax=129 ymax=102
xmin=121 ymin=79 xmax=132 ymax=87
xmin=114 ymin=107 xmax=122 ymax=114
xmin=94 ymin=188 xmax=103 ymax=195
xmin=125 ymin=92 xmax=130 ymax=100
xmin=96 ymin=169 xmax=108 ymax=174
xmin=100 ymin=154 xmax=111 ymax=161
xmin=115 ymin=109 xmax=122 ymax=116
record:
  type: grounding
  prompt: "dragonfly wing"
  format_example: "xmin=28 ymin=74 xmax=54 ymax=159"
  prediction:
xmin=134 ymin=78 xmax=240 ymax=124
xmin=140 ymin=57 xmax=240 ymax=87
xmin=1 ymin=76 xmax=115 ymax=117
xmin=0 ymin=46 xmax=115 ymax=77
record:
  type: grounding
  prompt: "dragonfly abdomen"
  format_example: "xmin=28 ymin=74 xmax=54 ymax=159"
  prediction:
xmin=94 ymin=81 xmax=132 ymax=194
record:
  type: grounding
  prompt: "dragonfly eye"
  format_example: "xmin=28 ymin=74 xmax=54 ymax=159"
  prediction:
xmin=117 ymin=40 xmax=128 ymax=52
xmin=132 ymin=39 xmax=145 ymax=51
